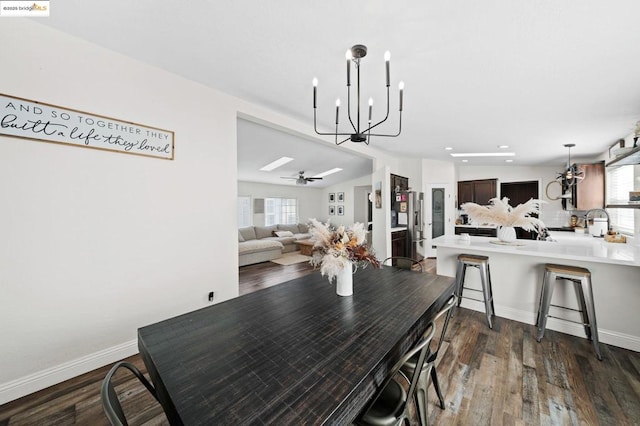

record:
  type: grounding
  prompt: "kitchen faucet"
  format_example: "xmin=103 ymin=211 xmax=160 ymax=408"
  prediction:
xmin=585 ymin=208 xmax=610 ymax=234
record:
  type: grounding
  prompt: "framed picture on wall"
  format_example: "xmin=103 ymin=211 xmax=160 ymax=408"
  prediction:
xmin=329 ymin=205 xmax=335 ymax=215
xmin=375 ymin=181 xmax=382 ymax=209
xmin=337 ymin=192 xmax=345 ymax=202
xmin=337 ymin=205 xmax=344 ymax=215
xmin=329 ymin=193 xmax=335 ymax=203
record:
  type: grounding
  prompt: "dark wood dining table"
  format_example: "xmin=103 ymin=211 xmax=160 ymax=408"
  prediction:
xmin=138 ymin=266 xmax=455 ymax=425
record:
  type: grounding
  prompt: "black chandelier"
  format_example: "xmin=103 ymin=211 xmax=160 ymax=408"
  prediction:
xmin=558 ymin=143 xmax=584 ymax=187
xmin=312 ymin=44 xmax=404 ymax=145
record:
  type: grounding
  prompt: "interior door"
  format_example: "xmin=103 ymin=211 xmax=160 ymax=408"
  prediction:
xmin=500 ymin=180 xmax=539 ymax=239
xmin=424 ymin=184 xmax=452 ymax=258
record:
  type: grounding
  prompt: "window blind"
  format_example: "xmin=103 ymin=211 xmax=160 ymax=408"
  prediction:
xmin=606 ymin=166 xmax=634 ymax=235
xmin=265 ymin=198 xmax=298 ymax=226
xmin=237 ymin=196 xmax=252 ymax=228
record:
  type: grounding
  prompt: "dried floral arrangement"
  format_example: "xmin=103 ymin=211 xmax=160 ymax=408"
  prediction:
xmin=308 ymin=219 xmax=381 ymax=281
xmin=461 ymin=197 xmax=546 ymax=231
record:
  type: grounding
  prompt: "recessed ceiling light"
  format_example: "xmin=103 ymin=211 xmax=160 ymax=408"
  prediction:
xmin=260 ymin=156 xmax=294 ymax=171
xmin=445 ymin=147 xmax=453 ymax=151
xmin=461 ymin=159 xmax=469 ymax=163
xmin=505 ymin=159 xmax=514 ymax=163
xmin=314 ymin=167 xmax=343 ymax=178
xmin=450 ymin=152 xmax=515 ymax=157
xmin=498 ymin=145 xmax=509 ymax=149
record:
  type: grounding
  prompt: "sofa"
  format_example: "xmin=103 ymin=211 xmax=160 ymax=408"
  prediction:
xmin=238 ymin=223 xmax=312 ymax=266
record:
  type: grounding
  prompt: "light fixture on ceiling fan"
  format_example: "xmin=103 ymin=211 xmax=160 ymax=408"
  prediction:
xmin=280 ymin=171 xmax=323 ymax=185
xmin=312 ymin=44 xmax=404 ymax=145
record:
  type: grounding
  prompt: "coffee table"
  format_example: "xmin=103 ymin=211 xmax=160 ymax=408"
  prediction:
xmin=296 ymin=239 xmax=315 ymax=256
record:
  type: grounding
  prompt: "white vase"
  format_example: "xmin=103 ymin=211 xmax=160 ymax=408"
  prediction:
xmin=335 ymin=265 xmax=354 ymax=296
xmin=497 ymin=226 xmax=517 ymax=243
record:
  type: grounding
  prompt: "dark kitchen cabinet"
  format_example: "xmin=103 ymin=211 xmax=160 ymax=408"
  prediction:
xmin=391 ymin=229 xmax=407 ymax=259
xmin=391 ymin=174 xmax=409 ymax=193
xmin=458 ymin=181 xmax=474 ymax=207
xmin=455 ymin=226 xmax=497 ymax=237
xmin=457 ymin=179 xmax=497 ymax=207
xmin=567 ymin=162 xmax=604 ymax=211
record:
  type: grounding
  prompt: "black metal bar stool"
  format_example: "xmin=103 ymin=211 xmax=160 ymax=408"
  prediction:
xmin=455 ymin=254 xmax=495 ymax=329
xmin=536 ymin=263 xmax=602 ymax=360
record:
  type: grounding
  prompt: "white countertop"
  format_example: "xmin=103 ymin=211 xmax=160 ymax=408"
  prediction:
xmin=390 ymin=227 xmax=407 ymax=232
xmin=455 ymin=224 xmax=497 ymax=229
xmin=432 ymin=234 xmax=640 ymax=267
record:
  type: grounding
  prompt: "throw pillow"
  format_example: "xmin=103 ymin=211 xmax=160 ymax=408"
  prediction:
xmin=238 ymin=230 xmax=245 ymax=242
xmin=273 ymin=230 xmax=294 ymax=237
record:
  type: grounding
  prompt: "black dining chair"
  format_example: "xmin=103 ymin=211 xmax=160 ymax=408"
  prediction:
xmin=401 ymin=294 xmax=457 ymax=426
xmin=382 ymin=256 xmax=423 ymax=272
xmin=356 ymin=322 xmax=436 ymax=426
xmin=101 ymin=361 xmax=161 ymax=426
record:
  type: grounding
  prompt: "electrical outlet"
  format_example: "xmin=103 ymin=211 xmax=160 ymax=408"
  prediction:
xmin=208 ymin=291 xmax=214 ymax=302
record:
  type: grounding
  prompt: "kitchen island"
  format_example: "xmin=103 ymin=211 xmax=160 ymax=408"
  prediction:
xmin=432 ymin=234 xmax=640 ymax=351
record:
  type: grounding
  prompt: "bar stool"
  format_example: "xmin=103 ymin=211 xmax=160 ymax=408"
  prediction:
xmin=536 ymin=263 xmax=602 ymax=360
xmin=455 ymin=254 xmax=495 ymax=329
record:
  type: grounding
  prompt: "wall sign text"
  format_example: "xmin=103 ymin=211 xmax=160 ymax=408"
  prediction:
xmin=0 ymin=93 xmax=174 ymax=160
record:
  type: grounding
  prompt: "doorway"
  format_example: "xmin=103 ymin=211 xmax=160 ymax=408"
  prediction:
xmin=500 ymin=180 xmax=539 ymax=239
xmin=424 ymin=183 xmax=453 ymax=257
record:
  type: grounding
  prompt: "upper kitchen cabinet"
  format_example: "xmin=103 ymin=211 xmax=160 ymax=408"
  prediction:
xmin=562 ymin=162 xmax=605 ymax=210
xmin=457 ymin=179 xmax=497 ymax=207
xmin=391 ymin=174 xmax=409 ymax=192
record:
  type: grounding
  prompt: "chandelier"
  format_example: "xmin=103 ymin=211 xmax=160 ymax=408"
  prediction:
xmin=312 ymin=44 xmax=404 ymax=145
xmin=558 ymin=143 xmax=584 ymax=187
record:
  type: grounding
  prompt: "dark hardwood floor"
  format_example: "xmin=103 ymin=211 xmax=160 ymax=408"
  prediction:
xmin=2 ymin=257 xmax=638 ymax=425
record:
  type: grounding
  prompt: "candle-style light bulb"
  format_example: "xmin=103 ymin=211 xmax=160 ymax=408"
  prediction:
xmin=384 ymin=51 xmax=391 ymax=87
xmin=398 ymin=81 xmax=404 ymax=111
xmin=313 ymin=78 xmax=318 ymax=108
xmin=368 ymin=97 xmax=373 ymax=123
xmin=335 ymin=98 xmax=340 ymax=124
xmin=346 ymin=49 xmax=351 ymax=86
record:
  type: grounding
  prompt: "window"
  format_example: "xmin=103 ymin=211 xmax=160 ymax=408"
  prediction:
xmin=265 ymin=198 xmax=297 ymax=226
xmin=606 ymin=166 xmax=634 ymax=235
xmin=237 ymin=196 xmax=252 ymax=228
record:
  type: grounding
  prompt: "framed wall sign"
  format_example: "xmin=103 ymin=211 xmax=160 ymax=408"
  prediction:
xmin=329 ymin=205 xmax=335 ymax=215
xmin=337 ymin=192 xmax=345 ymax=202
xmin=0 ymin=93 xmax=174 ymax=160
xmin=375 ymin=181 xmax=382 ymax=209
xmin=329 ymin=193 xmax=335 ymax=203
xmin=337 ymin=205 xmax=344 ymax=215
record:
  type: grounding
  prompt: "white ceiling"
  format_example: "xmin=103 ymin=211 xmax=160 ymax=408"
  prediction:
xmin=237 ymin=118 xmax=372 ymax=187
xmin=38 ymin=0 xmax=640 ymax=176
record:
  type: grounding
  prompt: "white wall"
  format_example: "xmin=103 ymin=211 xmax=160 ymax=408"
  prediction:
xmin=237 ymin=181 xmax=323 ymax=226
xmin=0 ymin=19 xmax=242 ymax=402
xmin=322 ymin=174 xmax=372 ymax=227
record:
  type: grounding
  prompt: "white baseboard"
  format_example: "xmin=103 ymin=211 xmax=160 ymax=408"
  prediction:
xmin=459 ymin=299 xmax=640 ymax=352
xmin=0 ymin=339 xmax=138 ymax=405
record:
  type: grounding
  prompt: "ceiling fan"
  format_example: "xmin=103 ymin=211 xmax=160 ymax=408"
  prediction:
xmin=280 ymin=171 xmax=323 ymax=185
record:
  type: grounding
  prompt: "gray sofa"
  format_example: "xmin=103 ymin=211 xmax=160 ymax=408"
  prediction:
xmin=238 ymin=223 xmax=312 ymax=266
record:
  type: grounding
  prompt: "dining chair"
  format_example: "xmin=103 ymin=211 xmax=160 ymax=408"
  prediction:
xmin=382 ymin=256 xmax=423 ymax=272
xmin=101 ymin=361 xmax=161 ymax=426
xmin=401 ymin=294 xmax=457 ymax=426
xmin=355 ymin=322 xmax=436 ymax=426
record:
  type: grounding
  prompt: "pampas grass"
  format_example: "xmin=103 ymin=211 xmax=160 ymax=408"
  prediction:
xmin=308 ymin=219 xmax=380 ymax=281
xmin=461 ymin=197 xmax=545 ymax=232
